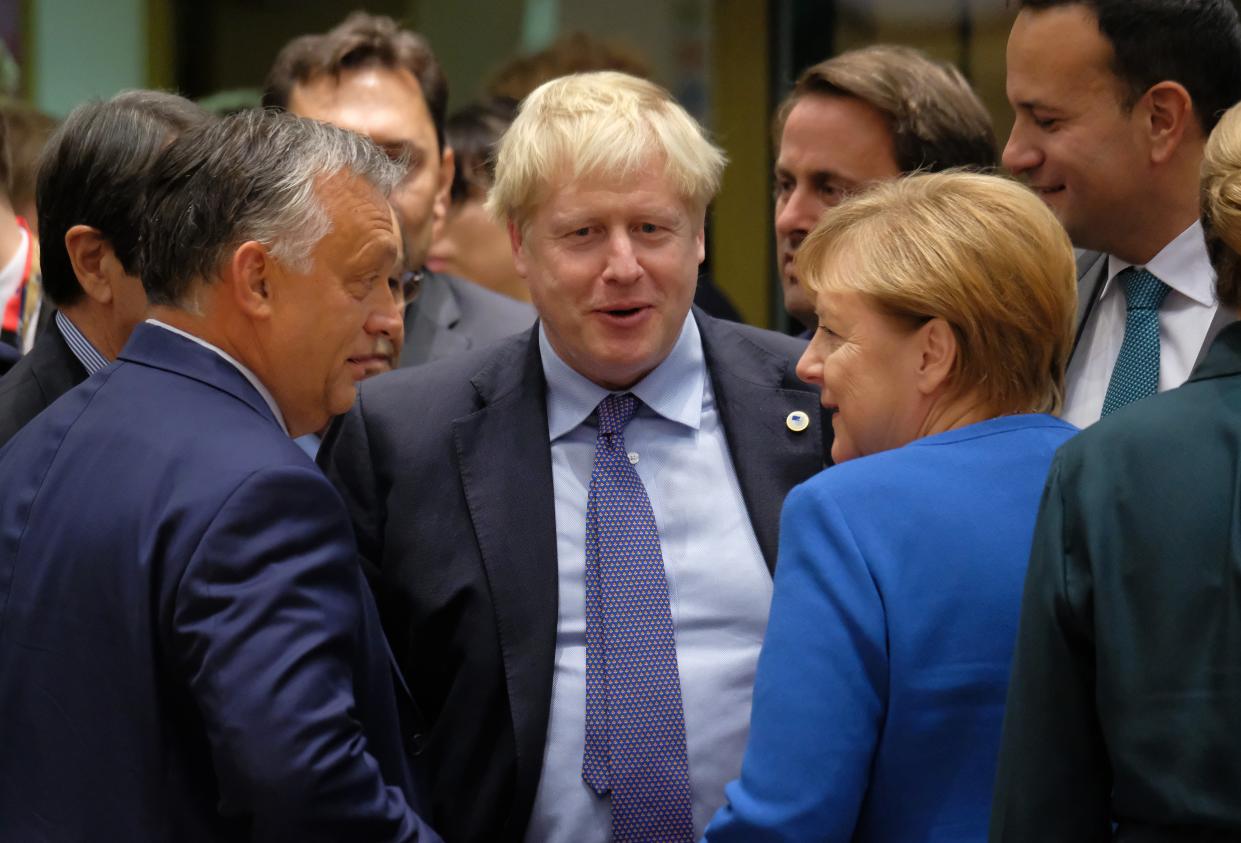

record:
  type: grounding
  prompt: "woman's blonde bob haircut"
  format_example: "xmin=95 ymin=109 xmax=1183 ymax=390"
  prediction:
xmin=1201 ymin=101 xmax=1241 ymax=311
xmin=795 ymin=171 xmax=1077 ymax=415
xmin=485 ymin=71 xmax=726 ymax=227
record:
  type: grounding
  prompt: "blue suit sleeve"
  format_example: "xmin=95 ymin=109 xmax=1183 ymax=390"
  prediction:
xmin=172 ymin=465 xmax=438 ymax=842
xmin=704 ymin=480 xmax=888 ymax=842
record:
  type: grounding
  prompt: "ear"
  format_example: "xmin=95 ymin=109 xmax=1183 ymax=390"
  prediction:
xmin=914 ymin=317 xmax=958 ymax=396
xmin=1143 ymin=81 xmax=1195 ymax=164
xmin=64 ymin=225 xmax=117 ymax=305
xmin=430 ymin=144 xmax=456 ymax=242
xmin=508 ymin=220 xmax=529 ymax=277
xmin=227 ymin=240 xmax=277 ymax=319
xmin=695 ymin=223 xmax=706 ymax=265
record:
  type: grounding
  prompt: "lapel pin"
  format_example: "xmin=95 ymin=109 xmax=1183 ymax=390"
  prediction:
xmin=786 ymin=410 xmax=809 ymax=432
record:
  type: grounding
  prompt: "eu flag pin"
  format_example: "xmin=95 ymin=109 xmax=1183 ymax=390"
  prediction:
xmin=786 ymin=410 xmax=809 ymax=432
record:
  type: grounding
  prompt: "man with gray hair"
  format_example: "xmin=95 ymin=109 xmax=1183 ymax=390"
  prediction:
xmin=322 ymin=71 xmax=827 ymax=842
xmin=0 ymin=109 xmax=440 ymax=841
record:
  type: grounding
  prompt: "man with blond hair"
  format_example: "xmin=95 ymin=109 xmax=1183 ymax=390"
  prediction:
xmin=773 ymin=45 xmax=996 ymax=332
xmin=321 ymin=71 xmax=828 ymax=842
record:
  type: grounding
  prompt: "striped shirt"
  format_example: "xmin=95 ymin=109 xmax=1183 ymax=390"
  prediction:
xmin=55 ymin=310 xmax=109 ymax=375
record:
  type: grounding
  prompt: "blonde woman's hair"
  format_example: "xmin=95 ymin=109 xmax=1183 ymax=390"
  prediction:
xmin=1201 ymin=100 xmax=1241 ymax=310
xmin=795 ymin=171 xmax=1077 ymax=415
xmin=485 ymin=71 xmax=726 ymax=227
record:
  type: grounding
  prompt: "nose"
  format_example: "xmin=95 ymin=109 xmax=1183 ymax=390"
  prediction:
xmin=601 ymin=230 xmax=642 ymax=284
xmin=367 ymin=284 xmax=404 ymax=338
xmin=795 ymin=335 xmax=824 ymax=387
xmin=1002 ymin=116 xmax=1041 ymax=175
xmin=775 ymin=185 xmax=821 ymax=248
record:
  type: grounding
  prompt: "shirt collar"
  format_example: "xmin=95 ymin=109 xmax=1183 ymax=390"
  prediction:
xmin=145 ymin=318 xmax=290 ymax=435
xmin=55 ymin=310 xmax=109 ymax=375
xmin=1104 ymin=219 xmax=1215 ymax=307
xmin=540 ymin=312 xmax=706 ymax=441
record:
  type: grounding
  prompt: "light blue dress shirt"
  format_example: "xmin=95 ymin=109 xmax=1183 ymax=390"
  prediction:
xmin=524 ymin=313 xmax=773 ymax=842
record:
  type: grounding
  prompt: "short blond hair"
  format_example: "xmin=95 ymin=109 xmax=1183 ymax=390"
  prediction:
xmin=795 ymin=171 xmax=1076 ymax=415
xmin=485 ymin=71 xmax=726 ymax=226
xmin=1201 ymin=101 xmax=1241 ymax=310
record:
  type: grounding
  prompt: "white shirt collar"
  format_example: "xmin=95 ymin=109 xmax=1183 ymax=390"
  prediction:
xmin=145 ymin=318 xmax=290 ymax=435
xmin=1104 ymin=219 xmax=1216 ymax=307
xmin=541 ymin=312 xmax=706 ymax=441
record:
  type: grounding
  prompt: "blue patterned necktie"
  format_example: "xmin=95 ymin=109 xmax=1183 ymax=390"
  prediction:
xmin=581 ymin=392 xmax=694 ymax=843
xmin=1100 ymin=268 xmax=1170 ymax=418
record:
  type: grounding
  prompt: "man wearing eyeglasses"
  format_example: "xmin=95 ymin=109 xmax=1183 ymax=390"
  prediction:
xmin=264 ymin=12 xmax=534 ymax=367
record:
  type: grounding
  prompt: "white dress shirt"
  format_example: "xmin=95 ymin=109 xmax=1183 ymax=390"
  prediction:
xmin=1062 ymin=221 xmax=1223 ymax=428
xmin=524 ymin=314 xmax=772 ymax=842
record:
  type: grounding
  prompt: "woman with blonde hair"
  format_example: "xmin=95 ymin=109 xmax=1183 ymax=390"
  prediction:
xmin=704 ymin=171 xmax=1078 ymax=842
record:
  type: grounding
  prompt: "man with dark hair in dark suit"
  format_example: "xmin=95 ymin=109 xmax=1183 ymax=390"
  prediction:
xmin=321 ymin=71 xmax=828 ymax=843
xmin=1004 ymin=0 xmax=1241 ymax=427
xmin=264 ymin=11 xmax=534 ymax=366
xmin=0 ymin=90 xmax=211 ymax=447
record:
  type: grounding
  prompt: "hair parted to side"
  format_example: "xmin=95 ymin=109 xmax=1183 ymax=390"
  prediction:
xmin=795 ymin=171 xmax=1077 ymax=415
xmin=139 ymin=109 xmax=402 ymax=309
xmin=261 ymin=12 xmax=448 ymax=150
xmin=1200 ymin=102 xmax=1241 ymax=310
xmin=485 ymin=71 xmax=726 ymax=227
xmin=1015 ymin=0 xmax=1241 ymax=133
xmin=774 ymin=45 xmax=997 ymax=173
xmin=36 ymin=90 xmax=212 ymax=308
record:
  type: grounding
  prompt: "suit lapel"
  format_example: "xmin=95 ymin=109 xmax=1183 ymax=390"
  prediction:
xmin=1071 ymin=250 xmax=1108 ymax=364
xmin=697 ymin=311 xmax=824 ymax=571
xmin=450 ymin=329 xmax=559 ymax=817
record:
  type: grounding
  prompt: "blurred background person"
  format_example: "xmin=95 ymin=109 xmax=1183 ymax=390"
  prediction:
xmin=264 ymin=11 xmax=534 ymax=367
xmin=427 ymin=97 xmax=528 ymax=303
xmin=991 ymin=100 xmax=1241 ymax=842
xmin=705 ymin=171 xmax=1078 ymax=842
xmin=0 ymin=100 xmax=56 ymax=238
xmin=0 ymin=91 xmax=210 ymax=448
xmin=0 ymin=100 xmax=55 ymax=353
xmin=0 ymin=110 xmax=30 ymax=369
xmin=773 ymin=45 xmax=997 ymax=336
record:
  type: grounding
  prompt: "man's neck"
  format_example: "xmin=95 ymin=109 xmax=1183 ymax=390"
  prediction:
xmin=59 ymin=302 xmax=122 ymax=361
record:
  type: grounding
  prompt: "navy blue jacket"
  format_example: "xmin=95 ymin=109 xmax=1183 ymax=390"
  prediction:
xmin=0 ymin=323 xmax=439 ymax=842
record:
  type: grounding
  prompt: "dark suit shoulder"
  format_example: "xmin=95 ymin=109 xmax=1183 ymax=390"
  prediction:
xmin=0 ymin=327 xmax=88 ymax=450
xmin=695 ymin=310 xmax=812 ymax=392
xmin=445 ymin=273 xmax=537 ymax=340
xmin=357 ymin=329 xmax=534 ymax=430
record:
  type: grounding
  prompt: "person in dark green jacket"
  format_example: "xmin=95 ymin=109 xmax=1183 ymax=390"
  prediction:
xmin=990 ymin=100 xmax=1241 ymax=842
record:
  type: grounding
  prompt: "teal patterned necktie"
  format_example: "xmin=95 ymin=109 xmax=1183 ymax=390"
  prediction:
xmin=1101 ymin=268 xmax=1169 ymax=417
xmin=581 ymin=392 xmax=694 ymax=843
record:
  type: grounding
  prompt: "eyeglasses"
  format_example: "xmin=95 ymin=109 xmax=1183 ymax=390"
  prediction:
xmin=390 ymin=268 xmax=424 ymax=308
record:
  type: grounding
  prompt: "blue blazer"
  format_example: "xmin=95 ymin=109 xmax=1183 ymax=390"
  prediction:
xmin=704 ymin=414 xmax=1076 ymax=843
xmin=0 ymin=324 xmax=439 ymax=842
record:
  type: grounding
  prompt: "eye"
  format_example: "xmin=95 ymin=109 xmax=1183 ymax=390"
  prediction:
xmin=773 ymin=178 xmax=794 ymax=201
xmin=638 ymin=222 xmax=659 ymax=234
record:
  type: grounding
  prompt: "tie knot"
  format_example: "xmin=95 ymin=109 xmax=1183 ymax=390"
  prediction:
xmin=1120 ymin=268 xmax=1169 ymax=312
xmin=596 ymin=392 xmax=638 ymax=437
